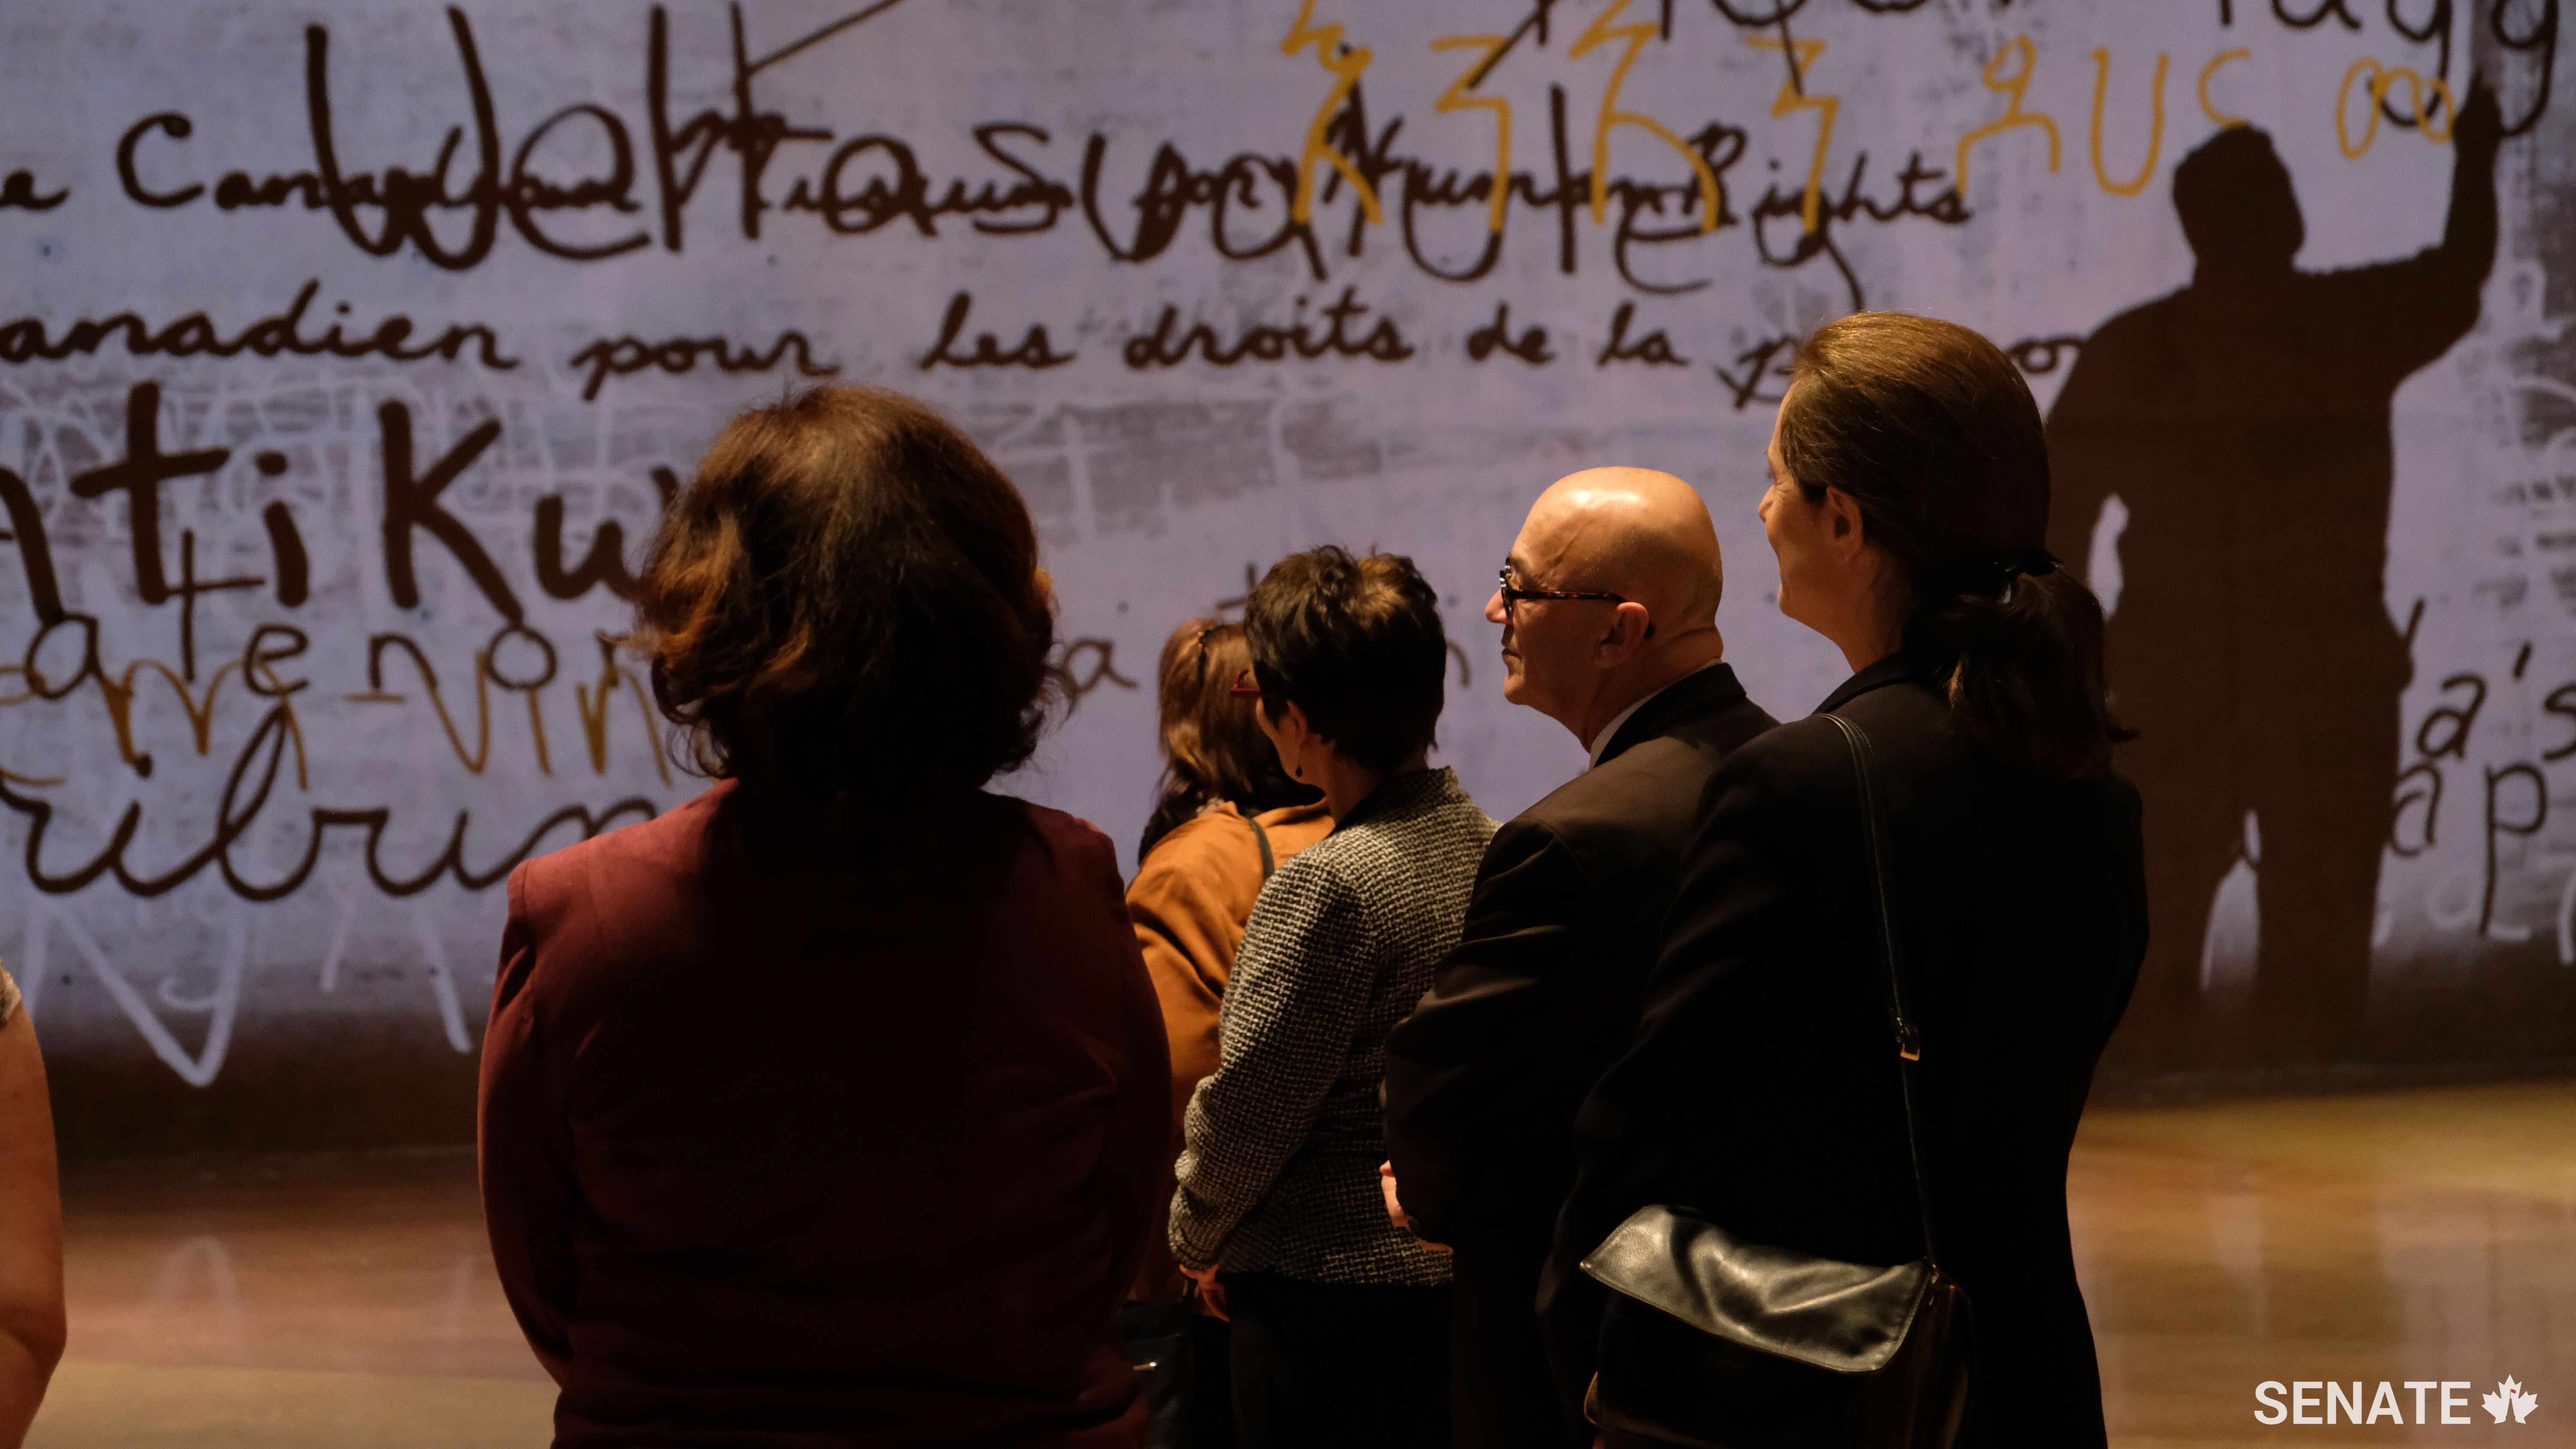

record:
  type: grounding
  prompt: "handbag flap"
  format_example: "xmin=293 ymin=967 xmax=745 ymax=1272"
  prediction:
xmin=1580 ymin=1205 xmax=1933 ymax=1374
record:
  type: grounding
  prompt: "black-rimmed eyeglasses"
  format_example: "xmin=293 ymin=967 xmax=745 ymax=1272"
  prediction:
xmin=1496 ymin=567 xmax=1627 ymax=615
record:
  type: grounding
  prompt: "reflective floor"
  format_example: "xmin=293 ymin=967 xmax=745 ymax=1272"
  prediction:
xmin=31 ymin=1149 xmax=550 ymax=1448
xmin=24 ymin=1081 xmax=2574 ymax=1447
xmin=2072 ymin=1082 xmax=2573 ymax=1447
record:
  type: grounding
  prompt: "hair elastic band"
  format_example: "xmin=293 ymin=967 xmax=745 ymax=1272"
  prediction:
xmin=1995 ymin=549 xmax=2060 ymax=579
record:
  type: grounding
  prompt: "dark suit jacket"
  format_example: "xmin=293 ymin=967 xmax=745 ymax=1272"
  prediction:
xmin=480 ymin=779 xmax=1170 ymax=1448
xmin=1383 ymin=664 xmax=1777 ymax=1448
xmin=1543 ymin=655 xmax=2147 ymax=1448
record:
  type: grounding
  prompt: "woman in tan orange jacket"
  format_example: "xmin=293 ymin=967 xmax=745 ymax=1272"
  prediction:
xmin=1131 ymin=621 xmax=1332 ymax=1239
xmin=1123 ymin=619 xmax=1329 ymax=1446
xmin=1131 ymin=791 xmax=1334 ymax=1133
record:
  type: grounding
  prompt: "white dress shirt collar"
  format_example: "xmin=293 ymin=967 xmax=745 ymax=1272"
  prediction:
xmin=1585 ymin=660 xmax=1725 ymax=767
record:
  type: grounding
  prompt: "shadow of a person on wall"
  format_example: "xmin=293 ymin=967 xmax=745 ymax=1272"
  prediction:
xmin=2045 ymin=81 xmax=2503 ymax=1079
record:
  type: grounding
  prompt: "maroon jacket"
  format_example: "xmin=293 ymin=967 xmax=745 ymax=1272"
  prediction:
xmin=480 ymin=779 xmax=1168 ymax=1447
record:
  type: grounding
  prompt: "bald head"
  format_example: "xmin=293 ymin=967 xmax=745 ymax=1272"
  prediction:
xmin=1491 ymin=467 xmax=1731 ymax=746
xmin=1517 ymin=467 xmax=1725 ymax=631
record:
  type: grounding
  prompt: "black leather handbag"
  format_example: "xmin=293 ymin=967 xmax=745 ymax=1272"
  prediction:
xmin=1117 ymin=1294 xmax=1196 ymax=1449
xmin=1578 ymin=712 xmax=1974 ymax=1448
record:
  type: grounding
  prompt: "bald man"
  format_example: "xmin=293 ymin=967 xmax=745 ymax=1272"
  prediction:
xmin=1383 ymin=469 xmax=1776 ymax=1446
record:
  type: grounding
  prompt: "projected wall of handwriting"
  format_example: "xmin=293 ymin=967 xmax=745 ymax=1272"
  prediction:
xmin=0 ymin=0 xmax=2566 ymax=1128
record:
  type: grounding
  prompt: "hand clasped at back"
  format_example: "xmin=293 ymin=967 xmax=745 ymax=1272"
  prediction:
xmin=1179 ymin=1261 xmax=1229 ymax=1320
xmin=1378 ymin=1161 xmax=1451 ymax=1252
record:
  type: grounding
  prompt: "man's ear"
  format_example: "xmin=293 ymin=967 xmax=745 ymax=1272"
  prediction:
xmin=1600 ymin=601 xmax=1654 ymax=664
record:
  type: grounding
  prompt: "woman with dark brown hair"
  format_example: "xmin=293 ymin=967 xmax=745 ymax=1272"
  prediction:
xmin=1548 ymin=314 xmax=2149 ymax=1446
xmin=1169 ymin=547 xmax=1494 ymax=1449
xmin=479 ymin=387 xmax=1170 ymax=1448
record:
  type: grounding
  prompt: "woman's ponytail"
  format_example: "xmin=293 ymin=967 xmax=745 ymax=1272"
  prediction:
xmin=1139 ymin=618 xmax=1318 ymax=860
xmin=1920 ymin=564 xmax=2131 ymax=780
xmin=1780 ymin=312 xmax=2131 ymax=781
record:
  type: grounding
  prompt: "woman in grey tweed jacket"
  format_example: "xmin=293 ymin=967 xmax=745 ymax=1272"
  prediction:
xmin=1171 ymin=546 xmax=1495 ymax=1448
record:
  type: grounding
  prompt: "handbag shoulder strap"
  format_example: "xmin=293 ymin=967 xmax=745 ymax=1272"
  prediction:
xmin=1243 ymin=812 xmax=1277 ymax=880
xmin=1821 ymin=711 xmax=1944 ymax=1270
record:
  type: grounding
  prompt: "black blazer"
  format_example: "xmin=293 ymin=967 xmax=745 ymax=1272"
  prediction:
xmin=1543 ymin=655 xmax=2147 ymax=1448
xmin=1385 ymin=664 xmax=1777 ymax=1448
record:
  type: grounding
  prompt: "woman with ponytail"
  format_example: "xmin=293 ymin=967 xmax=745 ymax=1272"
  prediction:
xmin=1546 ymin=314 xmax=2149 ymax=1446
xmin=1121 ymin=620 xmax=1331 ymax=1446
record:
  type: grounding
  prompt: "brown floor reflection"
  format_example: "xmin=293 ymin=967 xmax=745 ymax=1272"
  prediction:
xmin=22 ymin=1084 xmax=2572 ymax=1447
xmin=30 ymin=1148 xmax=550 ymax=1449
xmin=2078 ymin=1082 xmax=2573 ymax=1446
